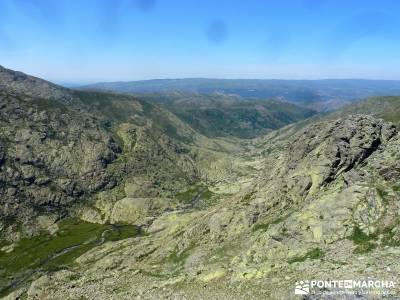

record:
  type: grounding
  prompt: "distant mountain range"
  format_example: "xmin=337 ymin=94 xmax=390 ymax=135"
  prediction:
xmin=81 ymin=78 xmax=400 ymax=111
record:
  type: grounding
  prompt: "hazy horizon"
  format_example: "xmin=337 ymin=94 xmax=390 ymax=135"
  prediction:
xmin=2 ymin=0 xmax=400 ymax=82
xmin=4 ymin=63 xmax=400 ymax=88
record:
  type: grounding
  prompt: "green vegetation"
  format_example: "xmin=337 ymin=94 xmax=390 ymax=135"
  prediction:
xmin=376 ymin=187 xmax=389 ymax=203
xmin=76 ymin=90 xmax=145 ymax=124
xmin=75 ymin=90 xmax=192 ymax=143
xmin=350 ymin=226 xmax=375 ymax=244
xmin=349 ymin=226 xmax=377 ymax=254
xmin=288 ymin=248 xmax=324 ymax=264
xmin=166 ymin=244 xmax=196 ymax=266
xmin=210 ymin=243 xmax=239 ymax=263
xmin=392 ymin=184 xmax=400 ymax=192
xmin=103 ymin=225 xmax=141 ymax=241
xmin=176 ymin=184 xmax=214 ymax=205
xmin=381 ymin=225 xmax=400 ymax=247
xmin=34 ymin=97 xmax=68 ymax=112
xmin=261 ymin=147 xmax=274 ymax=156
xmin=252 ymin=216 xmax=286 ymax=232
xmin=353 ymin=242 xmax=376 ymax=254
xmin=331 ymin=96 xmax=400 ymax=127
xmin=252 ymin=223 xmax=270 ymax=232
xmin=148 ymin=94 xmax=316 ymax=139
xmin=241 ymin=191 xmax=256 ymax=204
xmin=0 ymin=219 xmax=141 ymax=296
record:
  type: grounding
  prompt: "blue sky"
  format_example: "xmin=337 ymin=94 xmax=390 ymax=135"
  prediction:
xmin=1 ymin=0 xmax=400 ymax=83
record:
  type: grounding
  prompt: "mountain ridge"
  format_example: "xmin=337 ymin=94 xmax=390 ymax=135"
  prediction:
xmin=0 ymin=65 xmax=74 ymax=103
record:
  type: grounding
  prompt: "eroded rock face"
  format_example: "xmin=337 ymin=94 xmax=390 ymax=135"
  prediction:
xmin=112 ymin=123 xmax=199 ymax=198
xmin=246 ymin=115 xmax=397 ymax=221
xmin=286 ymin=115 xmax=396 ymax=185
xmin=0 ymin=91 xmax=121 ymax=235
xmin=219 ymin=115 xmax=400 ymax=289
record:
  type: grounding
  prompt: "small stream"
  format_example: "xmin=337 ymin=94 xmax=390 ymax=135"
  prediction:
xmin=0 ymin=223 xmax=141 ymax=297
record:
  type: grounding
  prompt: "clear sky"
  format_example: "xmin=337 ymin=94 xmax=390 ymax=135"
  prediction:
xmin=1 ymin=0 xmax=400 ymax=84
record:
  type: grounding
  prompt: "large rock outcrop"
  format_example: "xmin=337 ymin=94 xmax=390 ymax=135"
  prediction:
xmin=0 ymin=90 xmax=121 ymax=237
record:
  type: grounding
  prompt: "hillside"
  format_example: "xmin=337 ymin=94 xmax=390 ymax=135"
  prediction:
xmin=0 ymin=66 xmax=73 ymax=103
xmin=140 ymin=92 xmax=316 ymax=138
xmin=330 ymin=96 xmax=400 ymax=126
xmin=253 ymin=95 xmax=400 ymax=143
xmin=0 ymin=68 xmax=217 ymax=243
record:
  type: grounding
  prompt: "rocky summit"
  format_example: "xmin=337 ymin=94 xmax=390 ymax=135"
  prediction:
xmin=1 ymin=68 xmax=400 ymax=299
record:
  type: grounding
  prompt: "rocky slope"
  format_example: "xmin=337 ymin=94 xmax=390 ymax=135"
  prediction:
xmin=0 ymin=87 xmax=121 ymax=238
xmin=0 ymin=67 xmax=217 ymax=240
xmin=0 ymin=66 xmax=73 ymax=103
xmin=12 ymin=114 xmax=399 ymax=299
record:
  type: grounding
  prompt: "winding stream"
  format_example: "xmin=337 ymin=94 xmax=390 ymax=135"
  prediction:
xmin=0 ymin=221 xmax=141 ymax=297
